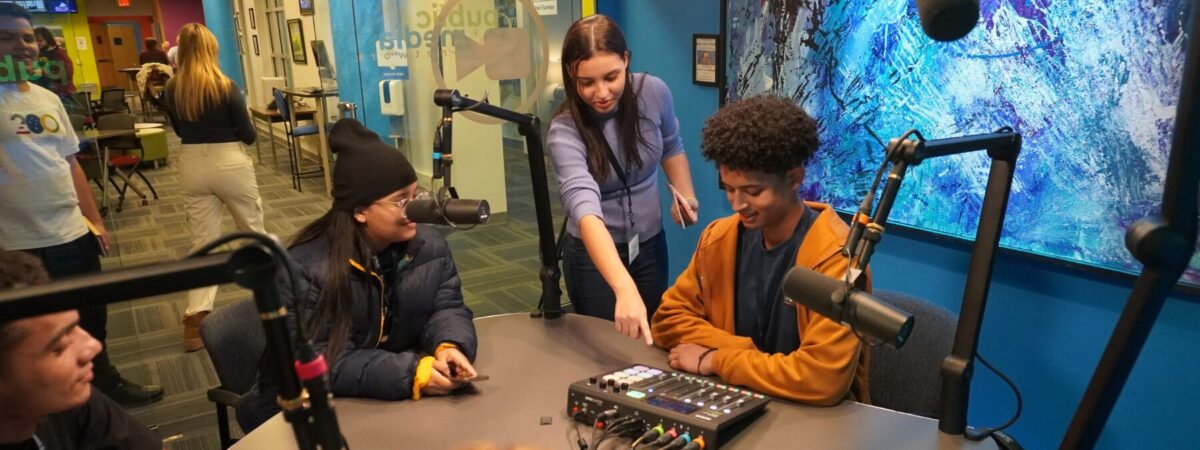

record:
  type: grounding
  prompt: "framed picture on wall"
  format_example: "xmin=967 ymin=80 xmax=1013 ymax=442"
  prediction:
xmin=287 ymin=19 xmax=307 ymax=64
xmin=252 ymin=34 xmax=259 ymax=56
xmin=692 ymin=34 xmax=719 ymax=87
xmin=299 ymin=0 xmax=315 ymax=16
xmin=249 ymin=8 xmax=256 ymax=30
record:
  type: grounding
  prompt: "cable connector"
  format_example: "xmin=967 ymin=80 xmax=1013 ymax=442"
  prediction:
xmin=681 ymin=436 xmax=706 ymax=450
xmin=649 ymin=428 xmax=678 ymax=447
xmin=661 ymin=432 xmax=692 ymax=450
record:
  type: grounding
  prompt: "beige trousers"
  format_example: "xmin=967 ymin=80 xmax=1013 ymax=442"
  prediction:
xmin=179 ymin=142 xmax=266 ymax=315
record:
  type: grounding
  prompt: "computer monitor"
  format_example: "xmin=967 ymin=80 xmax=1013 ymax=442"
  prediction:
xmin=11 ymin=0 xmax=78 ymax=13
xmin=311 ymin=40 xmax=336 ymax=91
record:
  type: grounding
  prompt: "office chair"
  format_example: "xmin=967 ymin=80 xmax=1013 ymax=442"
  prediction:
xmin=93 ymin=88 xmax=130 ymax=120
xmin=272 ymin=88 xmax=327 ymax=192
xmin=138 ymin=64 xmax=172 ymax=123
xmin=71 ymin=114 xmax=109 ymax=208
xmin=64 ymin=92 xmax=95 ymax=128
xmin=199 ymin=299 xmax=266 ymax=449
xmin=68 ymin=114 xmax=88 ymax=133
xmin=869 ymin=289 xmax=957 ymax=418
xmin=96 ymin=113 xmax=158 ymax=212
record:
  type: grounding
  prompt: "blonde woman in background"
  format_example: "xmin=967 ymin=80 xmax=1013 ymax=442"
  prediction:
xmin=163 ymin=23 xmax=263 ymax=352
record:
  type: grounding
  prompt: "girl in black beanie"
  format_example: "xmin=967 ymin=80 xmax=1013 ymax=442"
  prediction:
xmin=237 ymin=119 xmax=479 ymax=431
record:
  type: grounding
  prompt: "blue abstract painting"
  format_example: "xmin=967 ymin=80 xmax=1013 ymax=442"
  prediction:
xmin=726 ymin=0 xmax=1198 ymax=286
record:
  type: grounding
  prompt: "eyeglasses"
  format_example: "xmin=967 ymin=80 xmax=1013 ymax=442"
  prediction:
xmin=371 ymin=188 xmax=430 ymax=218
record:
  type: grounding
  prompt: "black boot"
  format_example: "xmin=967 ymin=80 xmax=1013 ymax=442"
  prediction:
xmin=92 ymin=350 xmax=165 ymax=408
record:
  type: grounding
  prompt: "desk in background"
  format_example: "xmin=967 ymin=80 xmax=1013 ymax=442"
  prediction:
xmin=232 ymin=314 xmax=997 ymax=450
xmin=277 ymin=88 xmax=338 ymax=195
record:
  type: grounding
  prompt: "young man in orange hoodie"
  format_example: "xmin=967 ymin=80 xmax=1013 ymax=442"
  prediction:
xmin=651 ymin=95 xmax=870 ymax=405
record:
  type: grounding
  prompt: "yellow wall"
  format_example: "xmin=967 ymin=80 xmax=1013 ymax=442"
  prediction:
xmin=31 ymin=0 xmax=101 ymax=95
xmin=582 ymin=0 xmax=594 ymax=16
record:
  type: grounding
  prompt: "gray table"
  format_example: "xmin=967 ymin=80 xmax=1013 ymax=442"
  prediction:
xmin=232 ymin=313 xmax=997 ymax=450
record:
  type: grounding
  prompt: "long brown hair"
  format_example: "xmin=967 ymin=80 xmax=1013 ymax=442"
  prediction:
xmin=554 ymin=14 xmax=649 ymax=181
xmin=290 ymin=210 xmax=376 ymax=364
xmin=173 ymin=23 xmax=231 ymax=121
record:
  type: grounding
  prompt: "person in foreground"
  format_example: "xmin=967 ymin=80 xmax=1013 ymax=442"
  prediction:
xmin=236 ymin=119 xmax=479 ymax=431
xmin=650 ymin=95 xmax=871 ymax=405
xmin=0 ymin=2 xmax=164 ymax=407
xmin=0 ymin=250 xmax=161 ymax=450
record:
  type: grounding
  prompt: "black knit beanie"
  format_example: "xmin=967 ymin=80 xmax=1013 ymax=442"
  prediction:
xmin=328 ymin=118 xmax=417 ymax=211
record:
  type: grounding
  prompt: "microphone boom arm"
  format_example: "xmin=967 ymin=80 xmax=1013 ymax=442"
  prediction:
xmin=855 ymin=129 xmax=1022 ymax=440
xmin=434 ymin=89 xmax=564 ymax=318
xmin=1061 ymin=1 xmax=1200 ymax=447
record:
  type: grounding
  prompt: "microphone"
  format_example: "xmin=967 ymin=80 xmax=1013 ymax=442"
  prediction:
xmin=915 ymin=0 xmax=980 ymax=42
xmin=293 ymin=345 xmax=343 ymax=449
xmin=406 ymin=198 xmax=490 ymax=225
xmin=782 ymin=266 xmax=914 ymax=348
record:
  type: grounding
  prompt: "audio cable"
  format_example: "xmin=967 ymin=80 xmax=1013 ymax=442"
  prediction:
xmin=591 ymin=414 xmax=642 ymax=449
xmin=639 ymin=427 xmax=678 ymax=449
xmin=631 ymin=424 xmax=664 ymax=448
xmin=659 ymin=432 xmax=692 ymax=450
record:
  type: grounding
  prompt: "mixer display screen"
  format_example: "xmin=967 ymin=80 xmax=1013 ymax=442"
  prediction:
xmin=647 ymin=396 xmax=700 ymax=414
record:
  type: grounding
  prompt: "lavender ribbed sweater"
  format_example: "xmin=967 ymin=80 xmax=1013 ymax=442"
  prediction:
xmin=548 ymin=73 xmax=684 ymax=243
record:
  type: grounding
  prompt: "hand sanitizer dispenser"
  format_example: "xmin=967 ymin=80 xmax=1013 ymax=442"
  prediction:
xmin=380 ymin=80 xmax=405 ymax=116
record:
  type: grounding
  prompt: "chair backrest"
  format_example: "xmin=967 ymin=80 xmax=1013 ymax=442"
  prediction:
xmin=65 ymin=92 xmax=93 ymax=117
xmin=868 ymin=289 xmax=958 ymax=418
xmin=96 ymin=113 xmax=135 ymax=130
xmin=100 ymin=88 xmax=128 ymax=112
xmin=96 ymin=113 xmax=141 ymax=150
xmin=68 ymin=114 xmax=87 ymax=132
xmin=272 ymin=88 xmax=291 ymax=120
xmin=199 ymin=299 xmax=267 ymax=395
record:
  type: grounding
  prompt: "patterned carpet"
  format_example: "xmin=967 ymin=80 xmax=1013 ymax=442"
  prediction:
xmin=96 ymin=129 xmax=566 ymax=449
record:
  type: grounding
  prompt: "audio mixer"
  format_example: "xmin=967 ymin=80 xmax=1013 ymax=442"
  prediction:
xmin=566 ymin=365 xmax=770 ymax=448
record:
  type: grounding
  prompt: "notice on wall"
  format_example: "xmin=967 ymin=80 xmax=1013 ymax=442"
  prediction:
xmin=376 ymin=36 xmax=409 ymax=80
xmin=75 ymin=36 xmax=87 ymax=50
xmin=532 ymin=0 xmax=557 ymax=16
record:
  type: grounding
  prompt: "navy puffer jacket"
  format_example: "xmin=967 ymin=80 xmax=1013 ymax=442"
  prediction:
xmin=237 ymin=225 xmax=477 ymax=430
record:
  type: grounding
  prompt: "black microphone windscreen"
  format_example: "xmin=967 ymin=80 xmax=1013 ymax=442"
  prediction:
xmin=782 ymin=266 xmax=914 ymax=348
xmin=405 ymin=199 xmax=490 ymax=225
xmin=916 ymin=0 xmax=980 ymax=42
xmin=782 ymin=266 xmax=847 ymax=318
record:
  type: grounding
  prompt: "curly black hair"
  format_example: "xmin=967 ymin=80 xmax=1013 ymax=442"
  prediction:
xmin=700 ymin=95 xmax=818 ymax=176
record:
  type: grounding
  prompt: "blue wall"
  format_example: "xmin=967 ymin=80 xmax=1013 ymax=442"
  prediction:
xmin=601 ymin=1 xmax=1200 ymax=449
xmin=329 ymin=1 xmax=389 ymax=141
xmin=202 ymin=0 xmax=245 ymax=89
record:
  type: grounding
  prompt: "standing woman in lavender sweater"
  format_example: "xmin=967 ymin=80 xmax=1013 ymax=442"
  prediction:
xmin=548 ymin=15 xmax=698 ymax=345
xmin=163 ymin=23 xmax=265 ymax=352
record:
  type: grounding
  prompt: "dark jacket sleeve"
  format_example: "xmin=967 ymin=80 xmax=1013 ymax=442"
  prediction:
xmin=419 ymin=242 xmax=478 ymax=361
xmin=327 ymin=346 xmax=423 ymax=400
xmin=68 ymin=392 xmax=161 ymax=450
xmin=227 ymin=84 xmax=257 ymax=145
xmin=163 ymin=80 xmax=182 ymax=137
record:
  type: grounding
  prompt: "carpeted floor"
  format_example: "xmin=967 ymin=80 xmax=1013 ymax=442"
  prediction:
xmin=95 ymin=128 xmax=566 ymax=449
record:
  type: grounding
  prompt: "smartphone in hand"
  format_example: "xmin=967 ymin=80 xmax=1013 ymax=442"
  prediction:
xmin=668 ymin=183 xmax=698 ymax=227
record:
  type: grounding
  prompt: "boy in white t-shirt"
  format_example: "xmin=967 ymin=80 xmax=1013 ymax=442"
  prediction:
xmin=0 ymin=3 xmax=163 ymax=407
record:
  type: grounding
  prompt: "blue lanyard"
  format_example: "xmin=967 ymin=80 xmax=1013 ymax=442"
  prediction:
xmin=600 ymin=137 xmax=636 ymax=236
